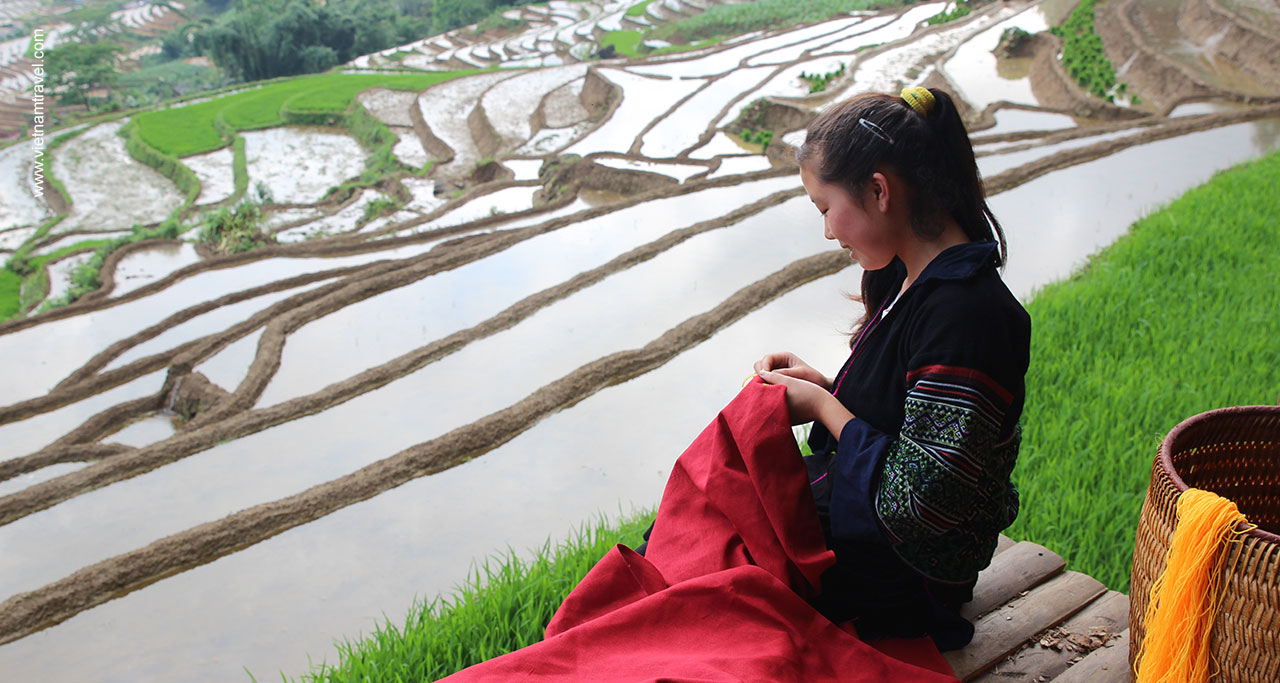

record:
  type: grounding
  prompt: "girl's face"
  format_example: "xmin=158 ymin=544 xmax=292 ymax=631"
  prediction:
xmin=799 ymin=162 xmax=902 ymax=272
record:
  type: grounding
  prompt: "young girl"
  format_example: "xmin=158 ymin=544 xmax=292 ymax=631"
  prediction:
xmin=755 ymin=87 xmax=1031 ymax=650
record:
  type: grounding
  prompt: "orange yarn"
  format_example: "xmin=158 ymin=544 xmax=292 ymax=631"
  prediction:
xmin=1135 ymin=488 xmax=1254 ymax=682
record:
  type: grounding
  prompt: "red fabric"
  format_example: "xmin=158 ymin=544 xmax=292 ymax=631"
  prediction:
xmin=443 ymin=381 xmax=959 ymax=682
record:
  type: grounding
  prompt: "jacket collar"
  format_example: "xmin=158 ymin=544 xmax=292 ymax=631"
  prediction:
xmin=890 ymin=240 xmax=1000 ymax=288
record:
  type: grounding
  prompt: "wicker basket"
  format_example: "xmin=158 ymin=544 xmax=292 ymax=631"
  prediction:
xmin=1129 ymin=405 xmax=1280 ymax=681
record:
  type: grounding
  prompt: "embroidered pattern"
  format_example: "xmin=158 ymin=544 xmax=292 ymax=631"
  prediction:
xmin=874 ymin=365 xmax=1021 ymax=583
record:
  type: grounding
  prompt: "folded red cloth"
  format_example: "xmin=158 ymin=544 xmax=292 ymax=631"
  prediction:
xmin=443 ymin=381 xmax=959 ymax=682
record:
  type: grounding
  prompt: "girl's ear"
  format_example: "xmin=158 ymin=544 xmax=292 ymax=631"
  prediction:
xmin=867 ymin=171 xmax=891 ymax=214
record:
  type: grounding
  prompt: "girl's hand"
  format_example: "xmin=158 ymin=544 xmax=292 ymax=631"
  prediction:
xmin=757 ymin=371 xmax=853 ymax=434
xmin=753 ymin=352 xmax=832 ymax=391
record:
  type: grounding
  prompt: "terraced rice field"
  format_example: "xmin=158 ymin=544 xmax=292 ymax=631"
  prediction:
xmin=2 ymin=0 xmax=1279 ymax=679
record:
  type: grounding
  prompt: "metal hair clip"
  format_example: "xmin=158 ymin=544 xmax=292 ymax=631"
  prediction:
xmin=858 ymin=118 xmax=894 ymax=146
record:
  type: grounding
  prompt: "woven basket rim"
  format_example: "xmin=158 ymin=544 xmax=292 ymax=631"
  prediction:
xmin=1159 ymin=404 xmax=1280 ymax=545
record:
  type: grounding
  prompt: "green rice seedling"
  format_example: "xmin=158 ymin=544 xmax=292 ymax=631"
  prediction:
xmin=0 ymin=270 xmax=21 ymax=320
xmin=926 ymin=1 xmax=971 ymax=26
xmin=626 ymin=0 xmax=658 ymax=18
xmin=295 ymin=510 xmax=654 ymax=682
xmin=799 ymin=63 xmax=846 ymax=93
xmin=601 ymin=29 xmax=646 ymax=57
xmin=132 ymin=71 xmax=484 ymax=159
xmin=1050 ymin=0 xmax=1134 ymax=102
xmin=652 ymin=0 xmax=885 ymax=43
xmin=738 ymin=127 xmax=774 ymax=150
xmin=1010 ymin=149 xmax=1280 ymax=590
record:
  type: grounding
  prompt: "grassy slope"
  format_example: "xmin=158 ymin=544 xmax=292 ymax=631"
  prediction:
xmin=297 ymin=148 xmax=1280 ymax=680
xmin=0 ymin=269 xmax=21 ymax=319
xmin=133 ymin=71 xmax=484 ymax=158
xmin=651 ymin=0 xmax=882 ymax=42
xmin=296 ymin=511 xmax=653 ymax=682
xmin=1009 ymin=148 xmax=1280 ymax=591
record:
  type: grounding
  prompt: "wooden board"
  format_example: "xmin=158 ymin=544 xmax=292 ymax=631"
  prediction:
xmin=1052 ymin=629 xmax=1131 ymax=683
xmin=945 ymin=571 xmax=1107 ymax=680
xmin=963 ymin=541 xmax=1067 ymax=621
xmin=971 ymin=590 xmax=1129 ymax=682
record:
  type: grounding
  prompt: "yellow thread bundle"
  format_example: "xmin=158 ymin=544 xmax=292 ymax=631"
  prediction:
xmin=1135 ymin=488 xmax=1254 ymax=682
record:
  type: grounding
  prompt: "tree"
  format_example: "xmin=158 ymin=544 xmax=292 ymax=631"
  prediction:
xmin=43 ymin=42 xmax=123 ymax=110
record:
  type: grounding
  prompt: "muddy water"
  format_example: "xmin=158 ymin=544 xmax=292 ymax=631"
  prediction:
xmin=6 ymin=117 xmax=1268 ymax=683
xmin=0 ymin=139 xmax=51 ymax=231
xmin=631 ymin=17 xmax=863 ymax=79
xmin=708 ymin=155 xmax=773 ymax=178
xmin=976 ymin=127 xmax=1143 ymax=176
xmin=194 ymin=329 xmax=263 ymax=391
xmin=242 ymin=128 xmax=367 ymax=205
xmin=0 ymin=244 xmax=440 ymax=406
xmin=995 ymin=118 xmax=1280 ymax=298
xmin=943 ymin=5 xmax=1050 ymax=111
xmin=593 ymin=158 xmax=709 ymax=181
xmin=0 ymin=189 xmax=829 ymax=611
xmin=53 ymin=121 xmax=183 ymax=233
xmin=0 ymin=269 xmax=856 ymax=683
xmin=0 ymin=462 xmax=88 ymax=497
xmin=44 ymin=253 xmax=94 ymax=304
xmin=639 ymin=65 xmax=775 ymax=158
xmin=104 ymin=411 xmax=177 ymax=448
xmin=110 ymin=242 xmax=203 ymax=297
xmin=690 ymin=131 xmax=758 ymax=158
xmin=1130 ymin=0 xmax=1274 ymax=96
xmin=836 ymin=9 xmax=1011 ymax=101
xmin=0 ymin=371 xmax=166 ymax=460
xmin=565 ymin=69 xmax=705 ymax=156
xmin=812 ymin=3 xmax=943 ymax=57
xmin=259 ymin=176 xmax=798 ymax=406
xmin=502 ymin=158 xmax=544 ymax=181
xmin=101 ymin=281 xmax=332 ymax=374
xmin=976 ymin=107 xmax=1077 ymax=136
xmin=182 ymin=147 xmax=236 ymax=206
xmin=415 ymin=185 xmax=540 ymax=230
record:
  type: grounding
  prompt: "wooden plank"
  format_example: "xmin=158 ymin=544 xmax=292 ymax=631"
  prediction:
xmin=1052 ymin=628 xmax=1131 ymax=683
xmin=971 ymin=590 xmax=1129 ymax=682
xmin=963 ymin=541 xmax=1067 ymax=621
xmin=944 ymin=571 xmax=1107 ymax=680
xmin=993 ymin=533 xmax=1017 ymax=557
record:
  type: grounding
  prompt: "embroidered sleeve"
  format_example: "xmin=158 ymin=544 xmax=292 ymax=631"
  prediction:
xmin=872 ymin=365 xmax=1021 ymax=582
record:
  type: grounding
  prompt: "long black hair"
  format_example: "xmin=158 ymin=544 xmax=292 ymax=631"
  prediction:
xmin=796 ymin=89 xmax=1005 ymax=338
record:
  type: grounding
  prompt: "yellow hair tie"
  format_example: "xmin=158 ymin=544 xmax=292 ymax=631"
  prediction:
xmin=901 ymin=86 xmax=935 ymax=117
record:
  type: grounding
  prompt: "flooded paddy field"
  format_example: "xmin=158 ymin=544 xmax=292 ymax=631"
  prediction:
xmin=2 ymin=0 xmax=1279 ymax=679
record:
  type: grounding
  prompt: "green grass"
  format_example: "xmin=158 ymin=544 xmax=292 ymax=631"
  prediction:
xmin=601 ymin=29 xmax=645 ymax=57
xmin=0 ymin=269 xmax=21 ymax=319
xmin=651 ymin=0 xmax=884 ymax=43
xmin=1009 ymin=149 xmax=1280 ymax=591
xmin=625 ymin=0 xmax=658 ymax=17
xmin=132 ymin=71 xmax=485 ymax=158
xmin=927 ymin=0 xmax=971 ymax=26
xmin=799 ymin=63 xmax=847 ymax=93
xmin=295 ymin=510 xmax=654 ymax=682
xmin=297 ymin=148 xmax=1280 ymax=680
xmin=1050 ymin=0 xmax=1136 ymax=103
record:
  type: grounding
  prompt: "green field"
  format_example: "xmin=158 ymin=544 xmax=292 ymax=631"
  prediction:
xmin=601 ymin=29 xmax=646 ymax=57
xmin=296 ymin=511 xmax=653 ymax=682
xmin=133 ymin=71 xmax=484 ymax=158
xmin=295 ymin=148 xmax=1280 ymax=679
xmin=1009 ymin=149 xmax=1280 ymax=590
xmin=0 ymin=269 xmax=21 ymax=319
xmin=652 ymin=0 xmax=884 ymax=42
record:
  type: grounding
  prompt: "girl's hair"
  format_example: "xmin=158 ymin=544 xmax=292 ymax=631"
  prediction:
xmin=796 ymin=89 xmax=1005 ymax=337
